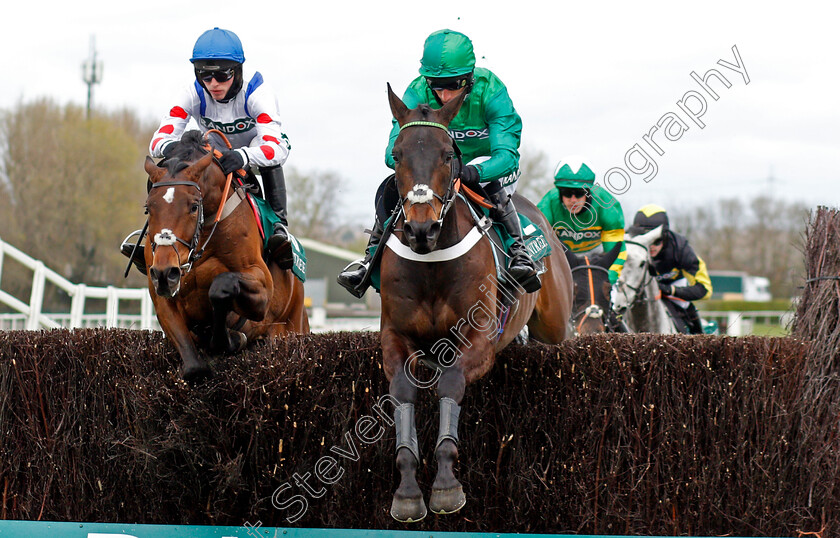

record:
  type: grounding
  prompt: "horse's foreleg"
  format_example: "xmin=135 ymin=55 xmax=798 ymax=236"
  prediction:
xmin=154 ymin=299 xmax=210 ymax=382
xmin=385 ymin=336 xmax=426 ymax=523
xmin=208 ymin=271 xmax=270 ymax=354
xmin=430 ymin=365 xmax=467 ymax=515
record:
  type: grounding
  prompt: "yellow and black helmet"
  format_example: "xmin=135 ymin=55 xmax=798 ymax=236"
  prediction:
xmin=628 ymin=204 xmax=669 ymax=236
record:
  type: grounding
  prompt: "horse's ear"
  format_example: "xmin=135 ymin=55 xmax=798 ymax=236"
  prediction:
xmin=598 ymin=242 xmax=622 ymax=268
xmin=144 ymin=156 xmax=166 ymax=183
xmin=184 ymin=153 xmax=216 ymax=182
xmin=437 ymin=87 xmax=467 ymax=126
xmin=387 ymin=83 xmax=410 ymax=126
xmin=636 ymin=225 xmax=664 ymax=246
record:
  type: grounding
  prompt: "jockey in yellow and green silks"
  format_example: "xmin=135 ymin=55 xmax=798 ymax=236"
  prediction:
xmin=537 ymin=157 xmax=627 ymax=284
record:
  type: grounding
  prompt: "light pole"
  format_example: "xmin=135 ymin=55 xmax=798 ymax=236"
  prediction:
xmin=81 ymin=35 xmax=103 ymax=119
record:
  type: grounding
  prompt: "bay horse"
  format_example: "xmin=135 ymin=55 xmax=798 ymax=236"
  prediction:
xmin=612 ymin=227 xmax=678 ymax=334
xmin=564 ymin=243 xmax=622 ymax=335
xmin=142 ymin=130 xmax=308 ymax=381
xmin=380 ymin=84 xmax=573 ymax=522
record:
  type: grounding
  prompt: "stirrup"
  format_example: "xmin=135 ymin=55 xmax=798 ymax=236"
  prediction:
xmin=337 ymin=259 xmax=370 ymax=299
xmin=508 ymin=255 xmax=540 ymax=293
xmin=120 ymin=230 xmax=147 ymax=276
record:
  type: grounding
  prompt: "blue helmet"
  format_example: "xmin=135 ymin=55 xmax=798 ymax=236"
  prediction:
xmin=190 ymin=28 xmax=245 ymax=64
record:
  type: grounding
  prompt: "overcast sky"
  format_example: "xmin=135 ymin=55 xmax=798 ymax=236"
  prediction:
xmin=3 ymin=1 xmax=838 ymax=225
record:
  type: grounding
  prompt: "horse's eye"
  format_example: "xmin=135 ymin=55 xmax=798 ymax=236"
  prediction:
xmin=445 ymin=153 xmax=453 ymax=163
xmin=144 ymin=205 xmax=149 ymax=215
xmin=392 ymin=152 xmax=400 ymax=164
xmin=190 ymin=203 xmax=199 ymax=214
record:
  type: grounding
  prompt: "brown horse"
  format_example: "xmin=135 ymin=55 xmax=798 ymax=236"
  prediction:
xmin=142 ymin=131 xmax=308 ymax=381
xmin=564 ymin=243 xmax=621 ymax=335
xmin=380 ymin=84 xmax=573 ymax=522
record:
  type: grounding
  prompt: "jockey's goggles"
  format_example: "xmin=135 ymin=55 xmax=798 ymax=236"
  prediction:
xmin=197 ymin=68 xmax=235 ymax=84
xmin=426 ymin=75 xmax=470 ymax=91
xmin=558 ymin=187 xmax=589 ymax=199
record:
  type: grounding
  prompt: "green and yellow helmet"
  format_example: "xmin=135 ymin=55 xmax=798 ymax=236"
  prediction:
xmin=628 ymin=204 xmax=669 ymax=236
xmin=419 ymin=29 xmax=476 ymax=78
xmin=553 ymin=157 xmax=596 ymax=189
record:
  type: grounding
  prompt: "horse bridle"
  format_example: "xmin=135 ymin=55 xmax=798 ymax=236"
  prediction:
xmin=147 ymin=134 xmax=236 ymax=275
xmin=148 ymin=180 xmax=206 ymax=274
xmin=395 ymin=121 xmax=462 ymax=229
xmin=616 ymin=239 xmax=657 ymax=311
xmin=570 ymin=256 xmax=611 ymax=334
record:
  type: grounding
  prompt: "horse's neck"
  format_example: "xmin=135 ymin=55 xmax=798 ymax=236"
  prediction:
xmin=644 ymin=279 xmax=677 ymax=333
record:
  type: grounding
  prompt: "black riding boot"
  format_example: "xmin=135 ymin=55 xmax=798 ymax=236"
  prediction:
xmin=490 ymin=192 xmax=541 ymax=293
xmin=120 ymin=229 xmax=148 ymax=276
xmin=260 ymin=165 xmax=292 ymax=266
xmin=336 ymin=216 xmax=384 ymax=298
xmin=685 ymin=303 xmax=704 ymax=334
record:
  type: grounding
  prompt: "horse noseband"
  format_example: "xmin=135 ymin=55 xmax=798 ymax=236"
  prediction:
xmin=584 ymin=304 xmax=604 ymax=319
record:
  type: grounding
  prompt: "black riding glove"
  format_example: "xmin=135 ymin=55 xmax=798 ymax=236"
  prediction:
xmin=658 ymin=282 xmax=675 ymax=296
xmin=459 ymin=164 xmax=481 ymax=188
xmin=219 ymin=149 xmax=248 ymax=175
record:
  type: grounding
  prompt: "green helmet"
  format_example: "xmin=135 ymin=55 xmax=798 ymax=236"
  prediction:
xmin=553 ymin=157 xmax=596 ymax=189
xmin=419 ymin=29 xmax=476 ymax=78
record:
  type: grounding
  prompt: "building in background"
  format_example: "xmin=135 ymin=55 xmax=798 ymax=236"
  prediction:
xmin=708 ymin=270 xmax=772 ymax=302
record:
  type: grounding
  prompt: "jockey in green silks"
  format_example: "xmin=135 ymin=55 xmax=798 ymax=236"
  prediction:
xmin=538 ymin=157 xmax=627 ymax=284
xmin=337 ymin=29 xmax=539 ymax=298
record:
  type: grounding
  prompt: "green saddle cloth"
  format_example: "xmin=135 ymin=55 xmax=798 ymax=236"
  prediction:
xmin=370 ymin=211 xmax=551 ymax=291
xmin=251 ymin=195 xmax=306 ymax=283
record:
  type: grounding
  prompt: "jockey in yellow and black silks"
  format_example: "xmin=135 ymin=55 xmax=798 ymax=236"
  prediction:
xmin=628 ymin=204 xmax=713 ymax=334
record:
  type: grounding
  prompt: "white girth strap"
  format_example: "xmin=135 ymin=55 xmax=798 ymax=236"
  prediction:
xmin=385 ymin=226 xmax=483 ymax=263
xmin=219 ymin=188 xmax=246 ymax=221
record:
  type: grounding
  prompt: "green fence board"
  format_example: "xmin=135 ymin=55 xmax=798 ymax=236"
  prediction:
xmin=0 ymin=520 xmax=795 ymax=538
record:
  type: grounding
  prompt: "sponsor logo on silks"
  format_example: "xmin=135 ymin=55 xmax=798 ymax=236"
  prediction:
xmin=499 ymin=169 xmax=521 ymax=187
xmin=200 ymin=116 xmax=255 ymax=135
xmin=449 ymin=127 xmax=489 ymax=140
xmin=555 ymin=227 xmax=601 ymax=242
xmin=656 ymin=268 xmax=681 ymax=281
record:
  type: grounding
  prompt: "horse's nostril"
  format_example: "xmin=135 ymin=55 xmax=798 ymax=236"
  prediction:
xmin=429 ymin=221 xmax=441 ymax=237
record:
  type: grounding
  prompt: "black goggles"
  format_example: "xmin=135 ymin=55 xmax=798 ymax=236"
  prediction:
xmin=426 ymin=76 xmax=470 ymax=91
xmin=558 ymin=187 xmax=588 ymax=199
xmin=197 ymin=68 xmax=235 ymax=84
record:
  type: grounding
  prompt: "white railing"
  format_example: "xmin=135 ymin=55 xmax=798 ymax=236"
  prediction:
xmin=0 ymin=237 xmax=156 ymax=330
xmin=700 ymin=310 xmax=793 ymax=336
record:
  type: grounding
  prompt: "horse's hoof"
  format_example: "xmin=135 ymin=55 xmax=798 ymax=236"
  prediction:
xmin=390 ymin=496 xmax=427 ymax=523
xmin=429 ymin=485 xmax=466 ymax=515
xmin=182 ymin=362 xmax=212 ymax=384
xmin=229 ymin=331 xmax=247 ymax=353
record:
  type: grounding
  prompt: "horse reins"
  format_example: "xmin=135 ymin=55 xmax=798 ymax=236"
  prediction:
xmin=570 ymin=256 xmax=610 ymax=334
xmin=617 ymin=239 xmax=658 ymax=311
xmin=148 ymin=130 xmax=241 ymax=275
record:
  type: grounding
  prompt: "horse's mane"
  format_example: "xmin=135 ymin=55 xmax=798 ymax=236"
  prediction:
xmin=162 ymin=131 xmax=208 ymax=175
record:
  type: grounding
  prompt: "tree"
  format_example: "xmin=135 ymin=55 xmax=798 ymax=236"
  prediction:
xmin=285 ymin=167 xmax=346 ymax=243
xmin=513 ymin=144 xmax=551 ymax=204
xmin=0 ymin=99 xmax=154 ymax=297
xmin=670 ymin=196 xmax=809 ymax=298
